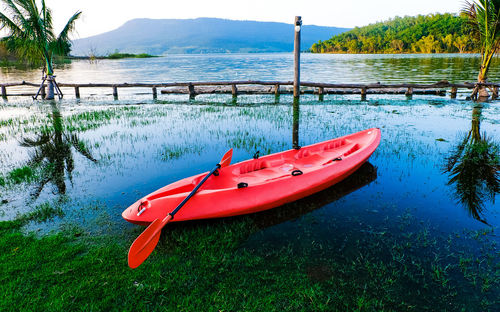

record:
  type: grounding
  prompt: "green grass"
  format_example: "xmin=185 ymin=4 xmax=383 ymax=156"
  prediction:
xmin=22 ymin=202 xmax=64 ymax=223
xmin=7 ymin=166 xmax=35 ymax=184
xmin=1 ymin=208 xmax=498 ymax=311
xmin=0 ymin=218 xmax=332 ymax=311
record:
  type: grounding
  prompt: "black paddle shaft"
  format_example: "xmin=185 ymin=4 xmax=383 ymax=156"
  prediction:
xmin=169 ymin=164 xmax=221 ymax=219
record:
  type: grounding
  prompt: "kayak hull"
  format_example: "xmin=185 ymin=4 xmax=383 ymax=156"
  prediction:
xmin=122 ymin=128 xmax=381 ymax=225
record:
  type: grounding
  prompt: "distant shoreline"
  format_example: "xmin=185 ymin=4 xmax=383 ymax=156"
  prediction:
xmin=68 ymin=52 xmax=158 ymax=60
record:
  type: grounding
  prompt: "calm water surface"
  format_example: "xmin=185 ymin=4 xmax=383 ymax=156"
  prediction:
xmin=0 ymin=53 xmax=499 ymax=310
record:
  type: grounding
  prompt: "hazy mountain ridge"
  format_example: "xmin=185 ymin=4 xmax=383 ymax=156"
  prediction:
xmin=71 ymin=18 xmax=349 ymax=56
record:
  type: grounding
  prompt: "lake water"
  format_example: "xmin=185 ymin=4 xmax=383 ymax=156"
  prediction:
xmin=0 ymin=53 xmax=499 ymax=310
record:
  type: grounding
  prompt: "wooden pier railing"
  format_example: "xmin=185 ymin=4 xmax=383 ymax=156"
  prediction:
xmin=1 ymin=80 xmax=498 ymax=100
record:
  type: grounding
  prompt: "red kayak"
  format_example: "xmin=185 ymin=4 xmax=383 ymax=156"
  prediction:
xmin=122 ymin=128 xmax=381 ymax=225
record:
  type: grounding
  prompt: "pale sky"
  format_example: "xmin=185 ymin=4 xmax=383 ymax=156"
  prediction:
xmin=35 ymin=0 xmax=463 ymax=38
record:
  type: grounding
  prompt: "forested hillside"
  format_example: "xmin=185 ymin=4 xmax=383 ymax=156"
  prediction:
xmin=311 ymin=13 xmax=475 ymax=53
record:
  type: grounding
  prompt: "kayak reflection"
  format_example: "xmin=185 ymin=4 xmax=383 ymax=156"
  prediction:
xmin=249 ymin=162 xmax=377 ymax=229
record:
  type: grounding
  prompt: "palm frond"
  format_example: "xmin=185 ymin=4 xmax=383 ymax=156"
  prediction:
xmin=67 ymin=133 xmax=97 ymax=163
xmin=0 ymin=0 xmax=81 ymax=70
xmin=53 ymin=11 xmax=80 ymax=56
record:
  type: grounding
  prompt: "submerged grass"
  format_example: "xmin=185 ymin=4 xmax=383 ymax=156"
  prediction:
xmin=0 ymin=206 xmax=498 ymax=311
xmin=0 ymin=100 xmax=498 ymax=310
xmin=22 ymin=202 xmax=64 ymax=223
xmin=7 ymin=166 xmax=35 ymax=184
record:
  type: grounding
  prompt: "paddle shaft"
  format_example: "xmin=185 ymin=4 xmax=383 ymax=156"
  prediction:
xmin=169 ymin=164 xmax=221 ymax=219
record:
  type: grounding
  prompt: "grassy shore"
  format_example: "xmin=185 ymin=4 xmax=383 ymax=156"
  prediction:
xmin=1 ymin=197 xmax=499 ymax=311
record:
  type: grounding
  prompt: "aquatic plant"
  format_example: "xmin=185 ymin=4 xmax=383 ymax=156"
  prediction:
xmin=0 ymin=0 xmax=81 ymax=99
xmin=7 ymin=166 xmax=34 ymax=184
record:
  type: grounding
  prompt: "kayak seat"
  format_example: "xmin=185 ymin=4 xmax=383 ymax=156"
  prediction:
xmin=342 ymin=144 xmax=360 ymax=157
xmin=323 ymin=139 xmax=347 ymax=151
xmin=294 ymin=154 xmax=325 ymax=167
xmin=238 ymin=160 xmax=268 ymax=174
xmin=295 ymin=149 xmax=308 ymax=159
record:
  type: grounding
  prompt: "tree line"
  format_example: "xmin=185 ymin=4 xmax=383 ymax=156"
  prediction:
xmin=311 ymin=13 xmax=476 ymax=54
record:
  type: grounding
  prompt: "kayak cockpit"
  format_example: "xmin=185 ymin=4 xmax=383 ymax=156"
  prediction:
xmin=144 ymin=137 xmax=363 ymax=197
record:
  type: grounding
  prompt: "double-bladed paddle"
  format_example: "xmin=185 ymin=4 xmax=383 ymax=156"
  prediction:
xmin=128 ymin=148 xmax=233 ymax=269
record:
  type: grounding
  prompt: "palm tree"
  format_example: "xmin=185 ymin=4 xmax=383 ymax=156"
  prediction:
xmin=0 ymin=0 xmax=81 ymax=99
xmin=444 ymin=105 xmax=500 ymax=224
xmin=462 ymin=0 xmax=500 ymax=99
xmin=20 ymin=103 xmax=97 ymax=198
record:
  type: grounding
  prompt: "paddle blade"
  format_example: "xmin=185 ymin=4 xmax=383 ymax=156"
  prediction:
xmin=220 ymin=148 xmax=233 ymax=168
xmin=128 ymin=215 xmax=172 ymax=268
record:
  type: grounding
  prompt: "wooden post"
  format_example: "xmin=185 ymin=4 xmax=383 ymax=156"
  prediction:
xmin=112 ymin=86 xmax=118 ymax=99
xmin=40 ymin=85 xmax=46 ymax=99
xmin=405 ymin=87 xmax=413 ymax=98
xmin=293 ymin=16 xmax=302 ymax=100
xmin=152 ymin=87 xmax=157 ymax=99
xmin=1 ymin=85 xmax=6 ymax=98
xmin=188 ymin=84 xmax=195 ymax=99
xmin=450 ymin=87 xmax=457 ymax=99
xmin=318 ymin=87 xmax=324 ymax=101
xmin=231 ymin=84 xmax=238 ymax=97
xmin=492 ymin=86 xmax=499 ymax=99
xmin=274 ymin=84 xmax=280 ymax=104
xmin=360 ymin=87 xmax=366 ymax=100
xmin=75 ymin=86 xmax=80 ymax=98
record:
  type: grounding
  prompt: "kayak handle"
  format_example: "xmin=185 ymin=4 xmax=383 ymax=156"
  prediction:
xmin=291 ymin=169 xmax=303 ymax=176
xmin=237 ymin=182 xmax=248 ymax=188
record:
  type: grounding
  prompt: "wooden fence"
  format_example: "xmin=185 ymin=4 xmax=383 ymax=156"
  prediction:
xmin=1 ymin=80 xmax=497 ymax=100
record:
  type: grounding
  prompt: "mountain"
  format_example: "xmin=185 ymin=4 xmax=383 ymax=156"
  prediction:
xmin=71 ymin=18 xmax=349 ymax=56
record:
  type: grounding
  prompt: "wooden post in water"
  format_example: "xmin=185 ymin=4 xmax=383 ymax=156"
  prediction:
xmin=231 ymin=84 xmax=238 ymax=97
xmin=40 ymin=85 xmax=46 ymax=99
xmin=113 ymin=86 xmax=118 ymax=99
xmin=274 ymin=84 xmax=280 ymax=103
xmin=450 ymin=87 xmax=457 ymax=99
xmin=152 ymin=87 xmax=157 ymax=99
xmin=1 ymin=85 xmax=7 ymax=99
xmin=293 ymin=16 xmax=302 ymax=100
xmin=405 ymin=87 xmax=413 ymax=98
xmin=360 ymin=87 xmax=367 ymax=101
xmin=74 ymin=87 xmax=80 ymax=99
xmin=188 ymin=84 xmax=195 ymax=100
xmin=274 ymin=84 xmax=280 ymax=97
xmin=292 ymin=97 xmax=300 ymax=149
xmin=318 ymin=87 xmax=324 ymax=101
xmin=492 ymin=86 xmax=499 ymax=99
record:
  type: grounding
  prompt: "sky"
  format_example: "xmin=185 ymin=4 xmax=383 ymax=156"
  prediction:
xmin=21 ymin=0 xmax=464 ymax=38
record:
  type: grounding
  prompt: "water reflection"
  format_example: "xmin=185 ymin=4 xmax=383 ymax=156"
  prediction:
xmin=251 ymin=162 xmax=377 ymax=229
xmin=292 ymin=98 xmax=300 ymax=149
xmin=20 ymin=103 xmax=97 ymax=198
xmin=444 ymin=105 xmax=500 ymax=224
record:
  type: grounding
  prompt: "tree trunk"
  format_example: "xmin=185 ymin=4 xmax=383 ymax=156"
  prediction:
xmin=475 ymin=69 xmax=489 ymax=100
xmin=46 ymin=76 xmax=55 ymax=100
